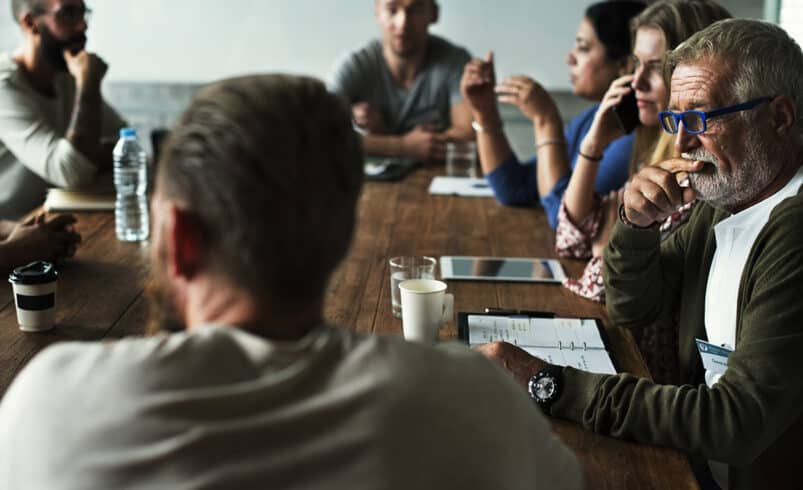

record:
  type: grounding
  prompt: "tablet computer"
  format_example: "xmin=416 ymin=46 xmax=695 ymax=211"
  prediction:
xmin=439 ymin=256 xmax=566 ymax=283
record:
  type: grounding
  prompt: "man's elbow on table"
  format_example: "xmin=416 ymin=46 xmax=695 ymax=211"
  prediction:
xmin=43 ymin=139 xmax=101 ymax=189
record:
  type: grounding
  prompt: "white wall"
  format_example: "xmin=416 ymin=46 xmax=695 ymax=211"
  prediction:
xmin=0 ymin=0 xmax=766 ymax=88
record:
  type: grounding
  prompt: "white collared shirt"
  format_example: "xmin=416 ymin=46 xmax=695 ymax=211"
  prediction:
xmin=704 ymin=165 xmax=803 ymax=489
xmin=704 ymin=165 xmax=803 ymax=373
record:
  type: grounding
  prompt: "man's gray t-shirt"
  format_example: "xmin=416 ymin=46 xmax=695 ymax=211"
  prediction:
xmin=329 ymin=35 xmax=470 ymax=134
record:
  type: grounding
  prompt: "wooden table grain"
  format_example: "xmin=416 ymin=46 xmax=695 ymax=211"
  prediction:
xmin=0 ymin=167 xmax=699 ymax=489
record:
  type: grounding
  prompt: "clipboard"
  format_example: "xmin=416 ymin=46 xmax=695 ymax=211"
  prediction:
xmin=458 ymin=311 xmax=618 ymax=374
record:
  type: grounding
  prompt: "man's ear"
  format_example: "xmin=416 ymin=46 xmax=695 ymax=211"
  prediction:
xmin=165 ymin=205 xmax=204 ymax=281
xmin=769 ymin=95 xmax=797 ymax=137
xmin=20 ymin=11 xmax=38 ymax=33
xmin=430 ymin=1 xmax=439 ymax=24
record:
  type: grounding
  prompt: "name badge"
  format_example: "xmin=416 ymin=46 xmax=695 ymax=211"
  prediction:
xmin=695 ymin=338 xmax=732 ymax=375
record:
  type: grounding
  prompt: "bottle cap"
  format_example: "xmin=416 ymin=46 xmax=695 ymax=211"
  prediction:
xmin=119 ymin=128 xmax=137 ymax=138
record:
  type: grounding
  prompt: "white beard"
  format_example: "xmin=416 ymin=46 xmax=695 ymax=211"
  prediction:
xmin=682 ymin=129 xmax=776 ymax=210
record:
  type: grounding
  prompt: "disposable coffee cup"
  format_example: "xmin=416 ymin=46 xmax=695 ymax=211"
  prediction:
xmin=8 ymin=261 xmax=58 ymax=332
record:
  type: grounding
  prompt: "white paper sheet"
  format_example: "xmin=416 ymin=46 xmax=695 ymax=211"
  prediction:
xmin=428 ymin=176 xmax=494 ymax=197
xmin=466 ymin=315 xmax=616 ymax=374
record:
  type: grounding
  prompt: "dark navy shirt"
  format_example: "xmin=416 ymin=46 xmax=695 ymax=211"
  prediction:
xmin=486 ymin=105 xmax=634 ymax=229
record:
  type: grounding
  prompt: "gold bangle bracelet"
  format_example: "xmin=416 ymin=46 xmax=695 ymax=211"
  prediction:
xmin=534 ymin=139 xmax=566 ymax=149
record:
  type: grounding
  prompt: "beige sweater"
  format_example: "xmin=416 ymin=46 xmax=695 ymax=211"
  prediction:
xmin=0 ymin=53 xmax=125 ymax=219
xmin=0 ymin=325 xmax=582 ymax=489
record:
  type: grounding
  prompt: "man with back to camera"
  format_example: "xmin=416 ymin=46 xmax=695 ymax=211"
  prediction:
xmin=476 ymin=19 xmax=803 ymax=489
xmin=0 ymin=74 xmax=583 ymax=490
xmin=329 ymin=0 xmax=473 ymax=162
xmin=0 ymin=0 xmax=126 ymax=220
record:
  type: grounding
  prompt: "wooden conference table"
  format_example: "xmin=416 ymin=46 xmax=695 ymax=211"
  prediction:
xmin=0 ymin=167 xmax=698 ymax=489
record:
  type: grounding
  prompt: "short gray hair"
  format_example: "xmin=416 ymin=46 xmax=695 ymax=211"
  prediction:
xmin=157 ymin=75 xmax=364 ymax=301
xmin=667 ymin=19 xmax=803 ymax=131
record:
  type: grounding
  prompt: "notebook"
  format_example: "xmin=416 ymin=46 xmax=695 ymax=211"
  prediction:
xmin=44 ymin=189 xmax=115 ymax=212
xmin=43 ymin=173 xmax=115 ymax=212
xmin=458 ymin=312 xmax=617 ymax=374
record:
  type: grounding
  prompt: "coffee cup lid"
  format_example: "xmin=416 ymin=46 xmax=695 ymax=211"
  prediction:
xmin=8 ymin=261 xmax=58 ymax=285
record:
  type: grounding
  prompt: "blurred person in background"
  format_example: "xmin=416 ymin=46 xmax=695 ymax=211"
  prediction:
xmin=461 ymin=1 xmax=645 ymax=228
xmin=0 ymin=0 xmax=126 ymax=219
xmin=329 ymin=0 xmax=473 ymax=163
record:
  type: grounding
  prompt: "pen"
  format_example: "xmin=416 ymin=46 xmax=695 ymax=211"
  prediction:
xmin=471 ymin=182 xmax=489 ymax=188
xmin=484 ymin=307 xmax=552 ymax=316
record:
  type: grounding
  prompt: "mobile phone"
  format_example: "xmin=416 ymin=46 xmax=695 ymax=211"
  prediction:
xmin=612 ymin=90 xmax=640 ymax=134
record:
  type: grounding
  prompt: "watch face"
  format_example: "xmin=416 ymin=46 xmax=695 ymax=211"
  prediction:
xmin=534 ymin=376 xmax=556 ymax=401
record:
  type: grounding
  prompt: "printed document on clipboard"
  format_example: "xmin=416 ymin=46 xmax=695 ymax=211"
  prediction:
xmin=458 ymin=312 xmax=617 ymax=374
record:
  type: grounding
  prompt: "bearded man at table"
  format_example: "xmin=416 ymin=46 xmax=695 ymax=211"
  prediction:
xmin=0 ymin=0 xmax=126 ymax=219
xmin=0 ymin=74 xmax=582 ymax=489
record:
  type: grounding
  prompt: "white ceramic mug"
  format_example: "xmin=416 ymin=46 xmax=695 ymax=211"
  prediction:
xmin=399 ymin=279 xmax=454 ymax=343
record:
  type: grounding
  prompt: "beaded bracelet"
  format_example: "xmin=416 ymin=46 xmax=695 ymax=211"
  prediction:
xmin=618 ymin=203 xmax=657 ymax=230
xmin=578 ymin=150 xmax=603 ymax=161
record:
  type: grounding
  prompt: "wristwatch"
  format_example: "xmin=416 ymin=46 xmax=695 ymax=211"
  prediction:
xmin=528 ymin=366 xmax=563 ymax=414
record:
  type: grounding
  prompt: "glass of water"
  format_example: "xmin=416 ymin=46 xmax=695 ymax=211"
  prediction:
xmin=389 ymin=256 xmax=437 ymax=318
xmin=445 ymin=141 xmax=478 ymax=178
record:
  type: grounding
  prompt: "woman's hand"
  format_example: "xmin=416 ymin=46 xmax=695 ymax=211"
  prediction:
xmin=580 ymin=74 xmax=634 ymax=157
xmin=460 ymin=52 xmax=499 ymax=120
xmin=495 ymin=75 xmax=560 ymax=125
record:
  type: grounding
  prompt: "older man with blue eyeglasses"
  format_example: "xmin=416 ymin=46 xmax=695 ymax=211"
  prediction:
xmin=477 ymin=18 xmax=803 ymax=490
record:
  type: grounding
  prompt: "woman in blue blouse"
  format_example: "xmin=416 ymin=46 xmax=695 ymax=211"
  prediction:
xmin=459 ymin=1 xmax=644 ymax=229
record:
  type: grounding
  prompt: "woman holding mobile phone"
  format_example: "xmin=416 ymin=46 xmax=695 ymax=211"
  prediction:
xmin=555 ymin=0 xmax=731 ymax=383
xmin=460 ymin=1 xmax=645 ymax=229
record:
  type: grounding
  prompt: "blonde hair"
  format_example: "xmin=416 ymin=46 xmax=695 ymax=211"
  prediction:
xmin=627 ymin=0 xmax=731 ymax=173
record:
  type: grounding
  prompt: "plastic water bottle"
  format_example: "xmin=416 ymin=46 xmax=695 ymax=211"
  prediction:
xmin=113 ymin=128 xmax=149 ymax=242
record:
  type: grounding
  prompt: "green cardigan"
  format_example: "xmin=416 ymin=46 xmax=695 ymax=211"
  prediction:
xmin=552 ymin=190 xmax=803 ymax=489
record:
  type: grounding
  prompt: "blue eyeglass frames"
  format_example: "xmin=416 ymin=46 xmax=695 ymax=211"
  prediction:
xmin=659 ymin=96 xmax=773 ymax=135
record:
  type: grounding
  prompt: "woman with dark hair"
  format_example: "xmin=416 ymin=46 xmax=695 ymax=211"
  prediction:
xmin=460 ymin=1 xmax=645 ymax=229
